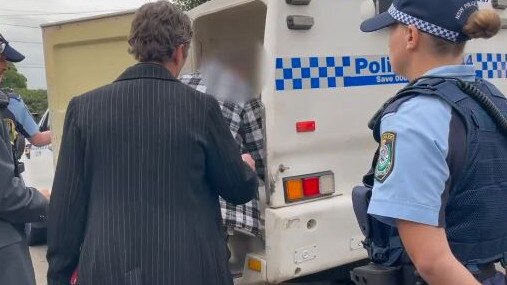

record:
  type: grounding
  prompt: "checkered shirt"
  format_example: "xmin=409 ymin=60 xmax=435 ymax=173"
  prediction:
xmin=180 ymin=72 xmax=265 ymax=238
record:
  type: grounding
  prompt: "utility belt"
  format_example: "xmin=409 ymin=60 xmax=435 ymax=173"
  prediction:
xmin=350 ymin=262 xmax=501 ymax=285
xmin=350 ymin=263 xmax=425 ymax=285
xmin=351 ymin=186 xmax=505 ymax=285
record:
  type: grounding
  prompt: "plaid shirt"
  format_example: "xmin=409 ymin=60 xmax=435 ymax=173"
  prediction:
xmin=180 ymin=72 xmax=264 ymax=238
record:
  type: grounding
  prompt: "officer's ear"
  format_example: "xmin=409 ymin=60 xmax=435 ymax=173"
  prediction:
xmin=405 ymin=25 xmax=420 ymax=51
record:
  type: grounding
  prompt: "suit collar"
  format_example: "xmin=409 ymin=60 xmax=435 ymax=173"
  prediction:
xmin=115 ymin=62 xmax=178 ymax=82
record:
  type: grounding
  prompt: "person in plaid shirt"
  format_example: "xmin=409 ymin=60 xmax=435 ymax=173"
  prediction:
xmin=180 ymin=67 xmax=265 ymax=239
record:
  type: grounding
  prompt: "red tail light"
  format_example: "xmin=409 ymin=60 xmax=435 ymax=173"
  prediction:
xmin=284 ymin=171 xmax=335 ymax=203
xmin=302 ymin=177 xmax=319 ymax=196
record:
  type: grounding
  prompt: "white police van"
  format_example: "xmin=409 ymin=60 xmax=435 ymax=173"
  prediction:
xmin=22 ymin=109 xmax=53 ymax=245
xmin=41 ymin=0 xmax=507 ymax=283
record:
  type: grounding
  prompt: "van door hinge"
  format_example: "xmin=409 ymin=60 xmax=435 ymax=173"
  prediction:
xmin=269 ymin=164 xmax=291 ymax=194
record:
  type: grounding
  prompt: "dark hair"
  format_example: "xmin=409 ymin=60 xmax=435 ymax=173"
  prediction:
xmin=128 ymin=1 xmax=193 ymax=63
xmin=428 ymin=9 xmax=501 ymax=56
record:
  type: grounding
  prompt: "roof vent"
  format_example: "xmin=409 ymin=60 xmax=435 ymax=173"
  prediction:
xmin=286 ymin=0 xmax=311 ymax=5
xmin=287 ymin=15 xmax=314 ymax=30
xmin=492 ymin=0 xmax=507 ymax=9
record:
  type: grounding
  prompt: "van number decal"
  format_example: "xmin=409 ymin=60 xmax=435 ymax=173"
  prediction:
xmin=275 ymin=53 xmax=507 ymax=91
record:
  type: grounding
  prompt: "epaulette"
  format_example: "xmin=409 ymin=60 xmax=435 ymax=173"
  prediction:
xmin=0 ymin=88 xmax=21 ymax=101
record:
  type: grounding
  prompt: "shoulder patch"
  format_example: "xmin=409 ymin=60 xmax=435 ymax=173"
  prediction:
xmin=375 ymin=132 xmax=397 ymax=183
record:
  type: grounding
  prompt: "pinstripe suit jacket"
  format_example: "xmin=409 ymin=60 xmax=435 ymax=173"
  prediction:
xmin=47 ymin=63 xmax=258 ymax=285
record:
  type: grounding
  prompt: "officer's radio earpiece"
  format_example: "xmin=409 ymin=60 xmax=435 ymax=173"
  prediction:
xmin=456 ymin=80 xmax=507 ymax=135
xmin=425 ymin=76 xmax=507 ymax=135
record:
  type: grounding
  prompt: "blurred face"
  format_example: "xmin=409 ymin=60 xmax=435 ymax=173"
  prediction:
xmin=0 ymin=55 xmax=8 ymax=83
xmin=388 ymin=24 xmax=408 ymax=76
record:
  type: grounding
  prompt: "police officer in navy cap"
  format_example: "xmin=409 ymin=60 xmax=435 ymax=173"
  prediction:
xmin=0 ymin=33 xmax=51 ymax=154
xmin=351 ymin=0 xmax=506 ymax=284
xmin=0 ymin=33 xmax=50 ymax=285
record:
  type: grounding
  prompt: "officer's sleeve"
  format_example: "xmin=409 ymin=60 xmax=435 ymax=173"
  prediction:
xmin=204 ymin=96 xmax=257 ymax=205
xmin=8 ymin=96 xmax=39 ymax=137
xmin=367 ymin=96 xmax=452 ymax=227
xmin=47 ymin=97 xmax=88 ymax=285
xmin=0 ymin=114 xmax=48 ymax=222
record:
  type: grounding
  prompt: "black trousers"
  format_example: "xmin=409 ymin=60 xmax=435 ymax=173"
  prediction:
xmin=0 ymin=240 xmax=36 ymax=285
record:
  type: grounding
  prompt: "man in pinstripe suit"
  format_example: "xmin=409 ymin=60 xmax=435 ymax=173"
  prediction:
xmin=46 ymin=2 xmax=258 ymax=285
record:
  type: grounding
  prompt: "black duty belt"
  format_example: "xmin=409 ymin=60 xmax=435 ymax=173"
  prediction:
xmin=474 ymin=263 xmax=499 ymax=282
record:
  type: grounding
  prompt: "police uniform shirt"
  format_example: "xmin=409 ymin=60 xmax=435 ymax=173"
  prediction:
xmin=367 ymin=64 xmax=476 ymax=227
xmin=7 ymin=95 xmax=39 ymax=138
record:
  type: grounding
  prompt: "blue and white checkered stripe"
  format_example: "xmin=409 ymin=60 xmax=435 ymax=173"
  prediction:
xmin=469 ymin=53 xmax=507 ymax=79
xmin=275 ymin=56 xmax=347 ymax=91
xmin=388 ymin=5 xmax=460 ymax=43
xmin=276 ymin=53 xmax=507 ymax=91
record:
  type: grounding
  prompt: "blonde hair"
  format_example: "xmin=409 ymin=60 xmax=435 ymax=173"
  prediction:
xmin=428 ymin=9 xmax=501 ymax=56
xmin=463 ymin=9 xmax=501 ymax=39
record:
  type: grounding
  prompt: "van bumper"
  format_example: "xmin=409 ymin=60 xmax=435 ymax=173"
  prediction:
xmin=264 ymin=195 xmax=367 ymax=284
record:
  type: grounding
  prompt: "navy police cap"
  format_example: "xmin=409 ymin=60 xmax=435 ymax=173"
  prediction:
xmin=361 ymin=0 xmax=480 ymax=42
xmin=0 ymin=34 xmax=25 ymax=63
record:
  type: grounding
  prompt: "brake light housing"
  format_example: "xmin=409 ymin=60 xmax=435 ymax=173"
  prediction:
xmin=283 ymin=171 xmax=335 ymax=203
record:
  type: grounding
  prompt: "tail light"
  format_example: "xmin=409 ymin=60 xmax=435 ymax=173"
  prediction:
xmin=283 ymin=171 xmax=335 ymax=203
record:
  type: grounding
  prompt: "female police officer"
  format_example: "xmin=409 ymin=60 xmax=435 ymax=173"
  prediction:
xmin=355 ymin=0 xmax=507 ymax=284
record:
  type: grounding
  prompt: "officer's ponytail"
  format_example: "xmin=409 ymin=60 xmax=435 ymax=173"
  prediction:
xmin=427 ymin=9 xmax=501 ymax=57
xmin=463 ymin=9 xmax=501 ymax=39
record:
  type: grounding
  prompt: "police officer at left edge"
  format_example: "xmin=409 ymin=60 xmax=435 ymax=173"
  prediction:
xmin=0 ymin=32 xmax=50 ymax=285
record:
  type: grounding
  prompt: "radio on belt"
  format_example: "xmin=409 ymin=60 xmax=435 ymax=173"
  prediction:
xmin=287 ymin=15 xmax=315 ymax=30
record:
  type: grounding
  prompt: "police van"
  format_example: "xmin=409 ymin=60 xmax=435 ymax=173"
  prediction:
xmin=21 ymin=109 xmax=54 ymax=245
xmin=41 ymin=0 xmax=507 ymax=283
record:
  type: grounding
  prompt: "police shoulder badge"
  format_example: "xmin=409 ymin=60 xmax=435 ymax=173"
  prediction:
xmin=375 ymin=132 xmax=396 ymax=182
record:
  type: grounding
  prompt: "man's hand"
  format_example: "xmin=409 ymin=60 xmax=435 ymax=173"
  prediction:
xmin=29 ymin=131 xmax=52 ymax=147
xmin=39 ymin=188 xmax=51 ymax=200
xmin=241 ymin=153 xmax=256 ymax=171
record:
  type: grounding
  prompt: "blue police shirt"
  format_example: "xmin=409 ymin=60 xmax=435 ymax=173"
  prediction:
xmin=367 ymin=65 xmax=476 ymax=227
xmin=7 ymin=95 xmax=39 ymax=137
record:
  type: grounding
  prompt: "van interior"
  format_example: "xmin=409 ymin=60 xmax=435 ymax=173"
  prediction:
xmin=191 ymin=0 xmax=267 ymax=278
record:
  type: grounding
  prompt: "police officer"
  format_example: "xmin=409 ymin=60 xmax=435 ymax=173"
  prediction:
xmin=352 ymin=0 xmax=507 ymax=284
xmin=0 ymin=33 xmax=51 ymax=155
xmin=0 ymin=33 xmax=49 ymax=285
